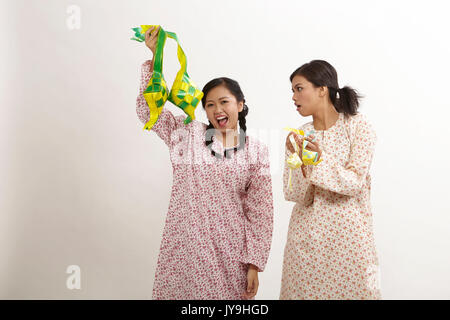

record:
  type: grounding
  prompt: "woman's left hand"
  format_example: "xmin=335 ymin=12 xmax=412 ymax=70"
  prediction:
xmin=303 ymin=135 xmax=322 ymax=161
xmin=242 ymin=264 xmax=259 ymax=299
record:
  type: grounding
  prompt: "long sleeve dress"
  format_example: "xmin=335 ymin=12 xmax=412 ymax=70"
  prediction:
xmin=280 ymin=112 xmax=381 ymax=300
xmin=136 ymin=60 xmax=274 ymax=300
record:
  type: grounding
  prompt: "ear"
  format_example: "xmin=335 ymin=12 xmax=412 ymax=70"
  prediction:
xmin=238 ymin=101 xmax=244 ymax=113
xmin=319 ymin=86 xmax=328 ymax=98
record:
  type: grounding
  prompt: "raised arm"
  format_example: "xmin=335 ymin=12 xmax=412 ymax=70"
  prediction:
xmin=136 ymin=60 xmax=186 ymax=147
xmin=136 ymin=59 xmax=153 ymax=125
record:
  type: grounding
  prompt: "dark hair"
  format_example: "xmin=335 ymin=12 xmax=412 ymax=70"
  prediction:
xmin=290 ymin=60 xmax=361 ymax=116
xmin=201 ymin=77 xmax=248 ymax=152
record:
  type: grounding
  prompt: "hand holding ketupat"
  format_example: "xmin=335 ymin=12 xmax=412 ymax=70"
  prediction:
xmin=144 ymin=26 xmax=160 ymax=72
xmin=284 ymin=128 xmax=322 ymax=188
xmin=131 ymin=25 xmax=203 ymax=130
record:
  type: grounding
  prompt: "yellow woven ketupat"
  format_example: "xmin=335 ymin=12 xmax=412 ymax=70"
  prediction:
xmin=284 ymin=127 xmax=323 ymax=190
xmin=131 ymin=25 xmax=203 ymax=131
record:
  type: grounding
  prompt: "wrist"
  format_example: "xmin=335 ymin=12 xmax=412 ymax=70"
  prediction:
xmin=150 ymin=60 xmax=154 ymax=73
xmin=248 ymin=264 xmax=259 ymax=271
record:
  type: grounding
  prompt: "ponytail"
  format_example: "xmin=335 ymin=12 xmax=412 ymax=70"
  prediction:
xmin=238 ymin=103 xmax=248 ymax=132
xmin=332 ymin=86 xmax=362 ymax=116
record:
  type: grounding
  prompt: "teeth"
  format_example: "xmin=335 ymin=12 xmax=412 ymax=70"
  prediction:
xmin=217 ymin=116 xmax=227 ymax=120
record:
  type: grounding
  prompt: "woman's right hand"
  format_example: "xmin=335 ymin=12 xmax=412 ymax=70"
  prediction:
xmin=286 ymin=132 xmax=304 ymax=154
xmin=144 ymin=26 xmax=160 ymax=56
xmin=286 ymin=132 xmax=308 ymax=178
xmin=145 ymin=26 xmax=160 ymax=72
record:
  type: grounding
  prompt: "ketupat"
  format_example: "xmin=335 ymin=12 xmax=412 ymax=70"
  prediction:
xmin=284 ymin=127 xmax=322 ymax=190
xmin=131 ymin=25 xmax=203 ymax=131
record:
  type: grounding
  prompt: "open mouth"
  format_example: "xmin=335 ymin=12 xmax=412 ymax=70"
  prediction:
xmin=296 ymin=104 xmax=302 ymax=110
xmin=216 ymin=115 xmax=229 ymax=127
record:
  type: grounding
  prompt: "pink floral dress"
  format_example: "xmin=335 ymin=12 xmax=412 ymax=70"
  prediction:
xmin=280 ymin=112 xmax=381 ymax=300
xmin=136 ymin=60 xmax=274 ymax=300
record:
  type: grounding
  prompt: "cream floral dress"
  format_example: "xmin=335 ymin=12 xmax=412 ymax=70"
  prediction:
xmin=280 ymin=112 xmax=381 ymax=300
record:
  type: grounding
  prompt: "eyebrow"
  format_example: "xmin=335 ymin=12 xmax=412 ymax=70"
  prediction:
xmin=206 ymin=96 xmax=231 ymax=103
xmin=292 ymin=82 xmax=304 ymax=87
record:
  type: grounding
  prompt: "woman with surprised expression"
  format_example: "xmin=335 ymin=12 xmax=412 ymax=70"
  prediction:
xmin=136 ymin=26 xmax=274 ymax=300
xmin=280 ymin=60 xmax=381 ymax=300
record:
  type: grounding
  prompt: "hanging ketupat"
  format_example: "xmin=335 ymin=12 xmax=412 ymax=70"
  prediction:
xmin=131 ymin=25 xmax=203 ymax=131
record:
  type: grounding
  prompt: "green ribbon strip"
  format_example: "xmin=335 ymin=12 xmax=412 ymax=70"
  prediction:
xmin=131 ymin=25 xmax=203 ymax=131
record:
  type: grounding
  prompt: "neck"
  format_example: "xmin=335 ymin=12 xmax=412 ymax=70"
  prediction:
xmin=313 ymin=102 xmax=340 ymax=130
xmin=215 ymin=128 xmax=239 ymax=148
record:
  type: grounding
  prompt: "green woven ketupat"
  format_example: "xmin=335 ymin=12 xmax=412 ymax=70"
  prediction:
xmin=131 ymin=25 xmax=203 ymax=131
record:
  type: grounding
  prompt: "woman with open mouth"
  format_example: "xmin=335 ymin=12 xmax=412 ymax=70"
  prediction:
xmin=280 ymin=60 xmax=381 ymax=300
xmin=135 ymin=26 xmax=274 ymax=300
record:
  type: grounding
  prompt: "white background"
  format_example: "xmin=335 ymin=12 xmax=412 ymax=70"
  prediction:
xmin=1 ymin=0 xmax=450 ymax=299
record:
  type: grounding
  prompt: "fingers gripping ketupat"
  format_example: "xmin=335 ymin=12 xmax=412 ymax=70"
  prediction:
xmin=284 ymin=127 xmax=322 ymax=190
xmin=131 ymin=25 xmax=203 ymax=131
